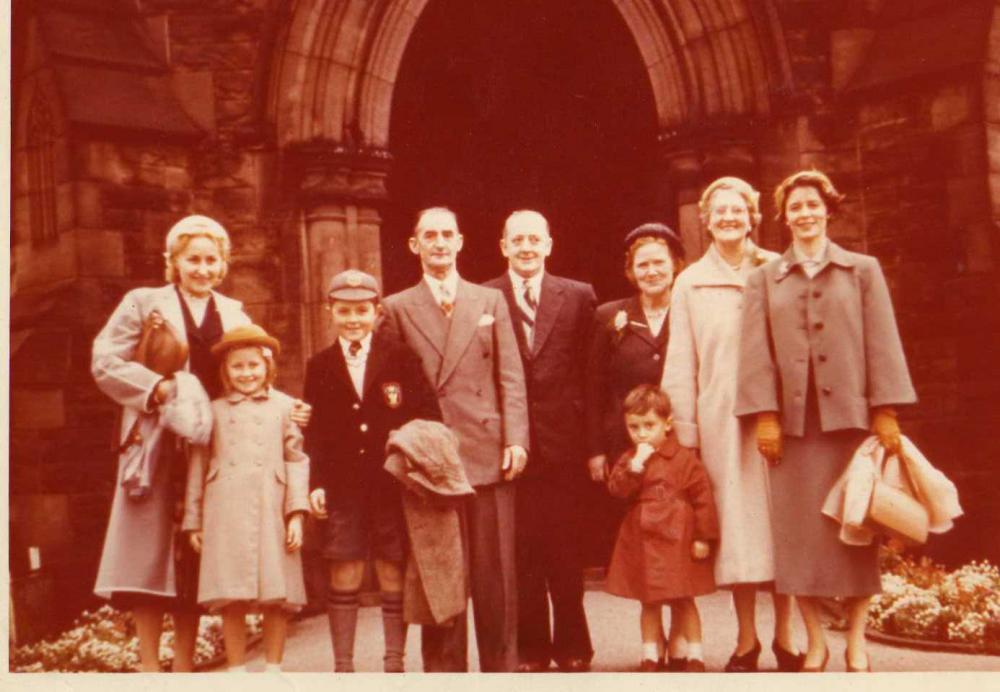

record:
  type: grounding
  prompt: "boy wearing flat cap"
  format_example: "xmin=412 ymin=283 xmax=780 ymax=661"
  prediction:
xmin=303 ymin=269 xmax=442 ymax=673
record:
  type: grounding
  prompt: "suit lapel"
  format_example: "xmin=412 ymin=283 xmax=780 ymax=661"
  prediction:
xmin=625 ymin=296 xmax=659 ymax=349
xmin=401 ymin=282 xmax=448 ymax=358
xmin=499 ymin=275 xmax=531 ymax=358
xmin=438 ymin=280 xmax=484 ymax=386
xmin=324 ymin=344 xmax=357 ymax=399
xmin=361 ymin=334 xmax=387 ymax=399
xmin=530 ymin=274 xmax=564 ymax=356
xmin=156 ymin=286 xmax=189 ymax=342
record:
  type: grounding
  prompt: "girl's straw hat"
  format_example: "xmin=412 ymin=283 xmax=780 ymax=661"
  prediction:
xmin=210 ymin=324 xmax=281 ymax=358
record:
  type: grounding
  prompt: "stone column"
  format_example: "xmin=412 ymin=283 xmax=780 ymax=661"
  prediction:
xmin=286 ymin=141 xmax=392 ymax=357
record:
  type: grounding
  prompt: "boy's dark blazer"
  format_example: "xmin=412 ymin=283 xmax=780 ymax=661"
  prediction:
xmin=303 ymin=323 xmax=442 ymax=506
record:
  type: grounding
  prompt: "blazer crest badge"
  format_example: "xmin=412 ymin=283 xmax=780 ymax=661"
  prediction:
xmin=382 ymin=382 xmax=403 ymax=409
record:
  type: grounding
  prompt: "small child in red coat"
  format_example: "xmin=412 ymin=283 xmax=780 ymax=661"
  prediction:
xmin=606 ymin=384 xmax=720 ymax=672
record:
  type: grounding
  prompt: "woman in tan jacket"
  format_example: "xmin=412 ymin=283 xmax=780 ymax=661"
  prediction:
xmin=663 ymin=177 xmax=800 ymax=672
xmin=735 ymin=171 xmax=917 ymax=672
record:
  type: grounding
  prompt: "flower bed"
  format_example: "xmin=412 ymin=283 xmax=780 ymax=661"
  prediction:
xmin=869 ymin=547 xmax=1000 ymax=653
xmin=10 ymin=605 xmax=263 ymax=672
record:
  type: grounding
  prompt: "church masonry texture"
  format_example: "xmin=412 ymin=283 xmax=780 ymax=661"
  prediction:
xmin=9 ymin=0 xmax=1000 ymax=641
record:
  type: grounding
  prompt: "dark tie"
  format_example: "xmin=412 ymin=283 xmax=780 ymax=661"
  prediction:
xmin=522 ymin=281 xmax=537 ymax=346
xmin=348 ymin=341 xmax=362 ymax=357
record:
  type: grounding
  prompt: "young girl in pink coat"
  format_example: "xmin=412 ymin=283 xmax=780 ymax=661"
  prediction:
xmin=183 ymin=324 xmax=311 ymax=672
xmin=606 ymin=384 xmax=720 ymax=672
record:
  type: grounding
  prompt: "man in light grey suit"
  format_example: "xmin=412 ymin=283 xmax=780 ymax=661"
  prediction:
xmin=382 ymin=206 xmax=529 ymax=672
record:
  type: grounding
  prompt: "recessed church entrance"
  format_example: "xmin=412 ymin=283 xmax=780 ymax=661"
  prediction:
xmin=383 ymin=0 xmax=662 ymax=299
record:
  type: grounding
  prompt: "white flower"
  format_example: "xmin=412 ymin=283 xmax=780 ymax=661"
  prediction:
xmin=613 ymin=310 xmax=628 ymax=332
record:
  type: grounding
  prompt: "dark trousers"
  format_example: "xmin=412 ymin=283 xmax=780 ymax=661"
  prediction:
xmin=421 ymin=483 xmax=518 ymax=672
xmin=515 ymin=470 xmax=593 ymax=666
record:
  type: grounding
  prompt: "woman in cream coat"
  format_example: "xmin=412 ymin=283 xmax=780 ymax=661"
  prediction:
xmin=92 ymin=215 xmax=309 ymax=671
xmin=663 ymin=177 xmax=801 ymax=672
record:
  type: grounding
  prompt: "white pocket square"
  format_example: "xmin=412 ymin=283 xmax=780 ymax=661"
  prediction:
xmin=478 ymin=314 xmax=495 ymax=326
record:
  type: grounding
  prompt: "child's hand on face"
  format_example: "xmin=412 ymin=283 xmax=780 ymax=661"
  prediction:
xmin=691 ymin=540 xmax=710 ymax=560
xmin=629 ymin=442 xmax=656 ymax=473
xmin=189 ymin=531 xmax=203 ymax=554
xmin=286 ymin=514 xmax=304 ymax=552
xmin=309 ymin=488 xmax=328 ymax=519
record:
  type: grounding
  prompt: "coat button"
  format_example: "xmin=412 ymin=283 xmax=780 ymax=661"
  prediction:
xmin=352 ymin=403 xmax=360 ymax=411
xmin=653 ymin=353 xmax=661 ymax=361
xmin=822 ymin=386 xmax=832 ymax=395
xmin=360 ymin=423 xmax=368 ymax=432
xmin=818 ymin=354 xmax=828 ymax=362
xmin=359 ymin=449 xmax=366 ymax=456
xmin=813 ymin=322 xmax=824 ymax=330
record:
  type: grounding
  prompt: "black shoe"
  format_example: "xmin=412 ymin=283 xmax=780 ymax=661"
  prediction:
xmin=724 ymin=639 xmax=761 ymax=672
xmin=556 ymin=658 xmax=590 ymax=673
xmin=772 ymin=641 xmax=805 ymax=672
xmin=638 ymin=659 xmax=660 ymax=672
xmin=515 ymin=661 xmax=548 ymax=673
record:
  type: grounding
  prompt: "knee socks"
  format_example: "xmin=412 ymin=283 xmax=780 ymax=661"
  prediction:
xmin=327 ymin=589 xmax=359 ymax=672
xmin=381 ymin=591 xmax=406 ymax=673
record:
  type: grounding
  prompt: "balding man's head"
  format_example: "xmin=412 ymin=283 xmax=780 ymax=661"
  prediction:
xmin=500 ymin=209 xmax=553 ymax=279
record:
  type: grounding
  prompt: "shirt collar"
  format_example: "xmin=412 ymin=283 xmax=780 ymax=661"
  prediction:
xmin=423 ymin=270 xmax=459 ymax=301
xmin=226 ymin=386 xmax=271 ymax=404
xmin=338 ymin=333 xmax=373 ymax=360
xmin=792 ymin=237 xmax=829 ymax=265
xmin=508 ymin=268 xmax=543 ymax=294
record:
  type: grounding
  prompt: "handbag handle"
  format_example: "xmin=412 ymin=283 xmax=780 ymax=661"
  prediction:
xmin=874 ymin=441 xmax=923 ymax=503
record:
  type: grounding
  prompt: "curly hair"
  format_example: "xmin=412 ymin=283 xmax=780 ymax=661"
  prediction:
xmin=163 ymin=215 xmax=231 ymax=284
xmin=622 ymin=383 xmax=672 ymax=420
xmin=698 ymin=176 xmax=762 ymax=231
xmin=773 ymin=170 xmax=845 ymax=224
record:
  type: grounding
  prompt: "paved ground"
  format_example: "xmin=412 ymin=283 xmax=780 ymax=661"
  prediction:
xmin=235 ymin=589 xmax=1000 ymax=673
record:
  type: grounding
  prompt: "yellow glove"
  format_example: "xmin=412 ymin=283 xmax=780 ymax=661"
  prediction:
xmin=756 ymin=411 xmax=783 ymax=465
xmin=871 ymin=406 xmax=901 ymax=455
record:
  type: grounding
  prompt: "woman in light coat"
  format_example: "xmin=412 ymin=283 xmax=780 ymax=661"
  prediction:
xmin=662 ymin=177 xmax=801 ymax=672
xmin=735 ymin=170 xmax=917 ymax=672
xmin=91 ymin=215 xmax=309 ymax=671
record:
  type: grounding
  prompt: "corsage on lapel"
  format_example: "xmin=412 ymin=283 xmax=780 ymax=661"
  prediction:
xmin=478 ymin=314 xmax=495 ymax=327
xmin=610 ymin=309 xmax=629 ymax=344
xmin=383 ymin=382 xmax=403 ymax=409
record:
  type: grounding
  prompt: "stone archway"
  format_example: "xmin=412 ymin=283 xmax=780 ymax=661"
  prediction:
xmin=267 ymin=0 xmax=789 ymax=352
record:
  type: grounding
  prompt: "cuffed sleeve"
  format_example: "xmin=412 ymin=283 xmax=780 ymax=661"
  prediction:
xmin=662 ymin=276 xmax=700 ymax=448
xmin=860 ymin=258 xmax=917 ymax=408
xmin=607 ymin=450 xmax=643 ymax=500
xmin=182 ymin=443 xmax=210 ymax=532
xmin=734 ymin=267 xmax=780 ymax=418
xmin=683 ymin=451 xmax=720 ymax=542
xmin=282 ymin=415 xmax=311 ymax=518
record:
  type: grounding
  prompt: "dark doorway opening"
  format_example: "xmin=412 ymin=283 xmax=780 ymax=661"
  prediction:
xmin=383 ymin=0 xmax=663 ymax=299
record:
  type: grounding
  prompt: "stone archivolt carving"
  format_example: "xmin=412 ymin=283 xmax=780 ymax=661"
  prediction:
xmin=286 ymin=140 xmax=393 ymax=206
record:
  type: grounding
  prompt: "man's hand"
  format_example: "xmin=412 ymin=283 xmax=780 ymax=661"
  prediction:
xmin=290 ymin=399 xmax=313 ymax=428
xmin=188 ymin=531 xmax=203 ymax=554
xmin=309 ymin=488 xmax=328 ymax=519
xmin=691 ymin=540 xmax=710 ymax=560
xmin=502 ymin=445 xmax=528 ymax=481
xmin=587 ymin=454 xmax=608 ymax=482
xmin=286 ymin=514 xmax=304 ymax=552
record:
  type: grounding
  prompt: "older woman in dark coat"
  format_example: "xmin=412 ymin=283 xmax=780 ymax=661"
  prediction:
xmin=735 ymin=170 xmax=916 ymax=672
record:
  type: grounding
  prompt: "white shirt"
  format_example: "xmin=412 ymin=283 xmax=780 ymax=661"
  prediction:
xmin=338 ymin=333 xmax=372 ymax=399
xmin=793 ymin=238 xmax=830 ymax=279
xmin=423 ymin=271 xmax=459 ymax=306
xmin=509 ymin=269 xmax=543 ymax=317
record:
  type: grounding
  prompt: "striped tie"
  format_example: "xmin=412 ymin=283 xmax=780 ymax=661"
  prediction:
xmin=439 ymin=285 xmax=454 ymax=318
xmin=522 ymin=281 xmax=537 ymax=347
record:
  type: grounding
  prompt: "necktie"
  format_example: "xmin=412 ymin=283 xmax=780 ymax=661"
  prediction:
xmin=522 ymin=281 xmax=536 ymax=347
xmin=439 ymin=285 xmax=454 ymax=318
xmin=348 ymin=341 xmax=362 ymax=357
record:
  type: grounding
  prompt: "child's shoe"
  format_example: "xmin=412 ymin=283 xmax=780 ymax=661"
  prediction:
xmin=638 ymin=659 xmax=660 ymax=672
xmin=664 ymin=657 xmax=687 ymax=672
xmin=685 ymin=659 xmax=707 ymax=672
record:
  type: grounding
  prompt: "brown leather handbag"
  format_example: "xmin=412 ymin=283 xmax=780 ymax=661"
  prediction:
xmin=135 ymin=310 xmax=188 ymax=376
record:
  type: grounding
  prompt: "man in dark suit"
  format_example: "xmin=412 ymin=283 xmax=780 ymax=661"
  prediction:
xmin=382 ymin=206 xmax=530 ymax=672
xmin=484 ymin=210 xmax=596 ymax=672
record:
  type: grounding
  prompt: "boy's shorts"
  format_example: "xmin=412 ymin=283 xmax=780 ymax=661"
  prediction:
xmin=322 ymin=498 xmax=407 ymax=563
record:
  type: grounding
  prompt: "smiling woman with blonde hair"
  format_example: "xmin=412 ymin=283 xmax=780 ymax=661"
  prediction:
xmin=662 ymin=176 xmax=803 ymax=672
xmin=735 ymin=170 xmax=917 ymax=672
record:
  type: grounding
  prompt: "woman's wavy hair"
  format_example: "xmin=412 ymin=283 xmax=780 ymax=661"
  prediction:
xmin=698 ymin=176 xmax=762 ymax=231
xmin=773 ymin=170 xmax=845 ymax=224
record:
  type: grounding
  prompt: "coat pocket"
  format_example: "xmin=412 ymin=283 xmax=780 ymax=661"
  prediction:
xmin=638 ymin=500 xmax=683 ymax=542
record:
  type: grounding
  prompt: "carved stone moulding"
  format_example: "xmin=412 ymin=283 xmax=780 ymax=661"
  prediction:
xmin=283 ymin=139 xmax=394 ymax=207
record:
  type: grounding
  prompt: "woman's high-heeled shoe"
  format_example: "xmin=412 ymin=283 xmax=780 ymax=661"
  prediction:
xmin=800 ymin=647 xmax=829 ymax=672
xmin=724 ymin=639 xmax=761 ymax=672
xmin=772 ymin=641 xmax=805 ymax=672
xmin=844 ymin=649 xmax=871 ymax=672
